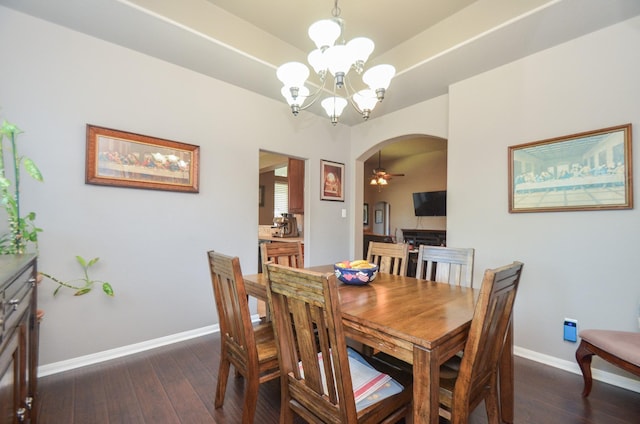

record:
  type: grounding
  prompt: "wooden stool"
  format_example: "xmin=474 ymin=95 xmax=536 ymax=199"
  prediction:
xmin=575 ymin=329 xmax=640 ymax=397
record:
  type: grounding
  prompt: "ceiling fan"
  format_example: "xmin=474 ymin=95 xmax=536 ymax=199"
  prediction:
xmin=370 ymin=151 xmax=404 ymax=187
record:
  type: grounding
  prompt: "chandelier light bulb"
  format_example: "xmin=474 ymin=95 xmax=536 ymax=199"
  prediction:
xmin=347 ymin=37 xmax=374 ymax=72
xmin=307 ymin=49 xmax=327 ymax=76
xmin=353 ymin=89 xmax=378 ymax=119
xmin=363 ymin=64 xmax=396 ymax=100
xmin=308 ymin=19 xmax=341 ymax=50
xmin=276 ymin=62 xmax=309 ymax=89
xmin=321 ymin=96 xmax=348 ymax=125
xmin=325 ymin=45 xmax=352 ymax=88
xmin=281 ymin=86 xmax=309 ymax=106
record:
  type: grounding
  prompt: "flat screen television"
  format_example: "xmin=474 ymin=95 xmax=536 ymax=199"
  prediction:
xmin=412 ymin=191 xmax=447 ymax=216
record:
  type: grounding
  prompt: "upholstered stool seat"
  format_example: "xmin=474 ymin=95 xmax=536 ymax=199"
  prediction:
xmin=575 ymin=329 xmax=640 ymax=397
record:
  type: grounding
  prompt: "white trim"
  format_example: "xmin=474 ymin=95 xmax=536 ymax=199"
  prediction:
xmin=38 ymin=324 xmax=220 ymax=377
xmin=514 ymin=346 xmax=640 ymax=394
xmin=37 ymin=324 xmax=640 ymax=395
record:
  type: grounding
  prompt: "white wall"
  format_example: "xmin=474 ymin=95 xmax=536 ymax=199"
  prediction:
xmin=0 ymin=7 xmax=351 ymax=365
xmin=352 ymin=16 xmax=640 ymax=387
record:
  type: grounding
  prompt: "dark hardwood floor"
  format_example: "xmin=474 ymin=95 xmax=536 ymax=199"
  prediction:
xmin=36 ymin=332 xmax=640 ymax=423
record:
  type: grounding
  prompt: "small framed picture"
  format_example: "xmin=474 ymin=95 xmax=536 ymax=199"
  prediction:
xmin=363 ymin=203 xmax=369 ymax=225
xmin=320 ymin=159 xmax=345 ymax=201
xmin=375 ymin=209 xmax=383 ymax=224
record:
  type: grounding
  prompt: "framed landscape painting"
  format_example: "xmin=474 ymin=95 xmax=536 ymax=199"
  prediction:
xmin=508 ymin=124 xmax=632 ymax=213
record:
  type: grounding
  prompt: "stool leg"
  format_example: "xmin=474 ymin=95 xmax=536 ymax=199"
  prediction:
xmin=575 ymin=340 xmax=594 ymax=397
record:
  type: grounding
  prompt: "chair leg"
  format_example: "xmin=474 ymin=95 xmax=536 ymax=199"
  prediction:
xmin=241 ymin=376 xmax=260 ymax=424
xmin=575 ymin=340 xmax=594 ymax=397
xmin=484 ymin=374 xmax=501 ymax=424
xmin=215 ymin=355 xmax=231 ymax=408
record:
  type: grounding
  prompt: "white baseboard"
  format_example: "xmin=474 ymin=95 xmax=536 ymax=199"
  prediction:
xmin=514 ymin=346 xmax=640 ymax=394
xmin=38 ymin=322 xmax=640 ymax=395
xmin=38 ymin=324 xmax=221 ymax=377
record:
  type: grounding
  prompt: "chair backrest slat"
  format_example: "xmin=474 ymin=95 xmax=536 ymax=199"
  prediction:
xmin=416 ymin=245 xmax=475 ymax=287
xmin=454 ymin=262 xmax=524 ymax=409
xmin=207 ymin=251 xmax=256 ymax=368
xmin=366 ymin=241 xmax=409 ymax=276
xmin=261 ymin=241 xmax=304 ymax=270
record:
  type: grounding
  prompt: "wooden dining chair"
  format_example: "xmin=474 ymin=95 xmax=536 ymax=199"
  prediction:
xmin=263 ymin=263 xmax=413 ymax=424
xmin=259 ymin=241 xmax=304 ymax=318
xmin=438 ymin=261 xmax=524 ymax=424
xmin=260 ymin=241 xmax=304 ymax=270
xmin=416 ymin=245 xmax=475 ymax=287
xmin=366 ymin=241 xmax=409 ymax=276
xmin=207 ymin=251 xmax=280 ymax=424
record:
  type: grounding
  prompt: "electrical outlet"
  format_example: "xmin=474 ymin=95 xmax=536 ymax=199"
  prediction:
xmin=563 ymin=318 xmax=577 ymax=342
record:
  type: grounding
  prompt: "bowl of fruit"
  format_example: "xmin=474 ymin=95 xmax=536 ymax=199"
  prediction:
xmin=334 ymin=260 xmax=379 ymax=285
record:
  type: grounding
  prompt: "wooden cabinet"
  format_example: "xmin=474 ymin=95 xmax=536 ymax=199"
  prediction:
xmin=0 ymin=255 xmax=38 ymax=424
xmin=288 ymin=158 xmax=304 ymax=214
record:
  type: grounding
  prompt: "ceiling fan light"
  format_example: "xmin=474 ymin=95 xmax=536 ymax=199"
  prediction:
xmin=378 ymin=177 xmax=388 ymax=185
xmin=363 ymin=64 xmax=396 ymax=92
xmin=308 ymin=19 xmax=341 ymax=50
xmin=276 ymin=62 xmax=309 ymax=88
xmin=370 ymin=177 xmax=378 ymax=185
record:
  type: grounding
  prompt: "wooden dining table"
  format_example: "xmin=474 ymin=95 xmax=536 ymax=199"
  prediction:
xmin=243 ymin=265 xmax=514 ymax=424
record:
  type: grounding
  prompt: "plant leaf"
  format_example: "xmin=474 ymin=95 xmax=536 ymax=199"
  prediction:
xmin=74 ymin=288 xmax=91 ymax=296
xmin=102 ymin=282 xmax=114 ymax=297
xmin=23 ymin=158 xmax=43 ymax=182
xmin=75 ymin=256 xmax=87 ymax=267
xmin=87 ymin=257 xmax=99 ymax=267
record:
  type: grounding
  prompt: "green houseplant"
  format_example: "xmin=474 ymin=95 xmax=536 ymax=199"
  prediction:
xmin=0 ymin=121 xmax=42 ymax=254
xmin=0 ymin=120 xmax=113 ymax=296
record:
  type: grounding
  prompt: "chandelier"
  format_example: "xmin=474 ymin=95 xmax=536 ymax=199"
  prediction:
xmin=276 ymin=0 xmax=395 ymax=125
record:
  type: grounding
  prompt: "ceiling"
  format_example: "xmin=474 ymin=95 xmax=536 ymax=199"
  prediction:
xmin=2 ymin=0 xmax=640 ymax=127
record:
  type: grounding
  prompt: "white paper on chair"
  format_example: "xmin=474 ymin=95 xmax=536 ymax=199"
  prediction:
xmin=298 ymin=348 xmax=403 ymax=410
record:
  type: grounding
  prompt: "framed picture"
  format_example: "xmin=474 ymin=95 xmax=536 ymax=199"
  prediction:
xmin=86 ymin=125 xmax=200 ymax=193
xmin=259 ymin=185 xmax=265 ymax=207
xmin=320 ymin=159 xmax=345 ymax=201
xmin=375 ymin=209 xmax=383 ymax=224
xmin=363 ymin=203 xmax=369 ymax=225
xmin=509 ymin=124 xmax=632 ymax=213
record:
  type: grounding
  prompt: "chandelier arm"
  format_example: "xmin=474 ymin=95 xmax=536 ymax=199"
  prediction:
xmin=341 ymin=76 xmax=365 ymax=114
xmin=297 ymin=91 xmax=323 ymax=111
xmin=297 ymin=77 xmax=328 ymax=111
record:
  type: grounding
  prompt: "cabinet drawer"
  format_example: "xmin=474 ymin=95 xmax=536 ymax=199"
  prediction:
xmin=1 ymin=265 xmax=35 ymax=336
xmin=3 ymin=288 xmax=32 ymax=335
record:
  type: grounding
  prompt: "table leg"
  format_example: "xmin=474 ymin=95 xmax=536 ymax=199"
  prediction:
xmin=499 ymin=320 xmax=514 ymax=423
xmin=413 ymin=345 xmax=440 ymax=424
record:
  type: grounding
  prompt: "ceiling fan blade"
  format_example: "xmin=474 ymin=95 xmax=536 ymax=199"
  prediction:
xmin=387 ymin=173 xmax=405 ymax=177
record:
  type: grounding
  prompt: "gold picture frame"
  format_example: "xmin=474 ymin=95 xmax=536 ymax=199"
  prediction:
xmin=509 ymin=124 xmax=632 ymax=212
xmin=86 ymin=125 xmax=200 ymax=193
